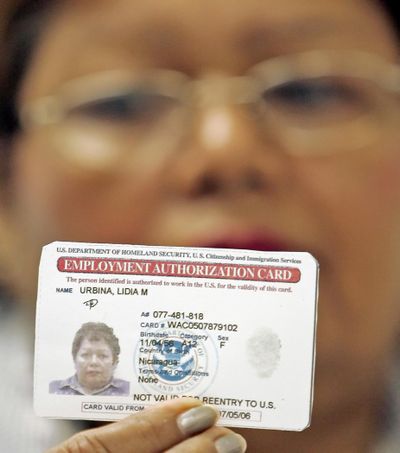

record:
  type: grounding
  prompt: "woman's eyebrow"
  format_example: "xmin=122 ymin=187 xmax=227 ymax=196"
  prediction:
xmin=78 ymin=20 xmax=187 ymax=66
xmin=235 ymin=18 xmax=351 ymax=56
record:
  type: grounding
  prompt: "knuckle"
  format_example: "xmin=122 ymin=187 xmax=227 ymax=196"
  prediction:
xmin=58 ymin=432 xmax=112 ymax=453
xmin=132 ymin=416 xmax=166 ymax=450
xmin=166 ymin=427 xmax=229 ymax=453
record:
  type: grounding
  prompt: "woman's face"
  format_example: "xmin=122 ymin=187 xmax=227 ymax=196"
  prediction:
xmin=6 ymin=0 xmax=400 ymax=418
xmin=74 ymin=337 xmax=116 ymax=393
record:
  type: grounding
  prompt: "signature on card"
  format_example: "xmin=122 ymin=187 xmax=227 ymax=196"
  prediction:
xmin=83 ymin=299 xmax=99 ymax=310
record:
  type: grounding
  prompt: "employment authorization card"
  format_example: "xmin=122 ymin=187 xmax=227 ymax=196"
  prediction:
xmin=34 ymin=241 xmax=318 ymax=431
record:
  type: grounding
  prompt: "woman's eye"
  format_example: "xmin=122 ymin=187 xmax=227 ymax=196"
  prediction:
xmin=263 ymin=79 xmax=359 ymax=111
xmin=69 ymin=91 xmax=175 ymax=123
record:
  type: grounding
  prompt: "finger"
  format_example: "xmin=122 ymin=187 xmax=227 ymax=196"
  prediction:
xmin=166 ymin=427 xmax=247 ymax=453
xmin=47 ymin=398 xmax=219 ymax=453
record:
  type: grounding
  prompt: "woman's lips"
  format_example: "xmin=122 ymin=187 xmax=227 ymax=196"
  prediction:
xmin=86 ymin=370 xmax=102 ymax=376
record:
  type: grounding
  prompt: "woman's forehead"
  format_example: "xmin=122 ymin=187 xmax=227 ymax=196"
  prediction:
xmin=19 ymin=0 xmax=397 ymax=100
xmin=54 ymin=0 xmax=396 ymax=53
xmin=80 ymin=337 xmax=109 ymax=348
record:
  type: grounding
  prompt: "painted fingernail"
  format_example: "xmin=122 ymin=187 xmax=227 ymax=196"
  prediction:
xmin=215 ymin=433 xmax=247 ymax=453
xmin=177 ymin=405 xmax=219 ymax=436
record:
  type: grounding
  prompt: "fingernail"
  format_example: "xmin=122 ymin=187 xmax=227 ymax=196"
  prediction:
xmin=215 ymin=433 xmax=247 ymax=453
xmin=177 ymin=405 xmax=219 ymax=436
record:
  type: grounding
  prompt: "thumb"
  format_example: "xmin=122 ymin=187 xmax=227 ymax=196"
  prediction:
xmin=47 ymin=398 xmax=220 ymax=453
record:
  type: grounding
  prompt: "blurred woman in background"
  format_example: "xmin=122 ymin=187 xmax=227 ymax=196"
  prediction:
xmin=0 ymin=0 xmax=400 ymax=451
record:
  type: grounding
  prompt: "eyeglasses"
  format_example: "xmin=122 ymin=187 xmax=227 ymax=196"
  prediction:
xmin=20 ymin=50 xmax=400 ymax=169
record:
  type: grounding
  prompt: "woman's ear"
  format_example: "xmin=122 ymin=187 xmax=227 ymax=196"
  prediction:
xmin=0 ymin=134 xmax=47 ymax=303
xmin=0 ymin=136 xmax=23 ymax=296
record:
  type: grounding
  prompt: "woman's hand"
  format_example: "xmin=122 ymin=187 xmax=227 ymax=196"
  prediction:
xmin=47 ymin=398 xmax=247 ymax=452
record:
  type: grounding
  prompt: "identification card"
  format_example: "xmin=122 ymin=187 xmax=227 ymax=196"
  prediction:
xmin=34 ymin=241 xmax=318 ymax=431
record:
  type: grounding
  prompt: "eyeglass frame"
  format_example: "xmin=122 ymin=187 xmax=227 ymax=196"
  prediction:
xmin=18 ymin=49 xmax=400 ymax=160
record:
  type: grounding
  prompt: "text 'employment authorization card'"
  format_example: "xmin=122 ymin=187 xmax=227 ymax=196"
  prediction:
xmin=34 ymin=241 xmax=318 ymax=431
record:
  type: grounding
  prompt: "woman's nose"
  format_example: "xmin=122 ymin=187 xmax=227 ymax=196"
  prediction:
xmin=168 ymin=105 xmax=287 ymax=198
xmin=89 ymin=354 xmax=99 ymax=364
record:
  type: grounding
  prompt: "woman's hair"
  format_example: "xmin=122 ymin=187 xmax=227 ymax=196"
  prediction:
xmin=0 ymin=0 xmax=56 ymax=137
xmin=381 ymin=1 xmax=399 ymax=33
xmin=71 ymin=322 xmax=121 ymax=364
xmin=0 ymin=0 xmax=399 ymax=139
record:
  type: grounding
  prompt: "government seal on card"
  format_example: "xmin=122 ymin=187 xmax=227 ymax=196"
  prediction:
xmin=135 ymin=325 xmax=218 ymax=394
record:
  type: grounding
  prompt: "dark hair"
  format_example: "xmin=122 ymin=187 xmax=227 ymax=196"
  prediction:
xmin=381 ymin=0 xmax=400 ymax=31
xmin=0 ymin=0 xmax=399 ymax=138
xmin=71 ymin=322 xmax=121 ymax=364
xmin=0 ymin=1 xmax=55 ymax=137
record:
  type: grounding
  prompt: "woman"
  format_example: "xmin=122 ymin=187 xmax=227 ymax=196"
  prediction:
xmin=0 ymin=0 xmax=399 ymax=451
xmin=49 ymin=322 xmax=130 ymax=396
